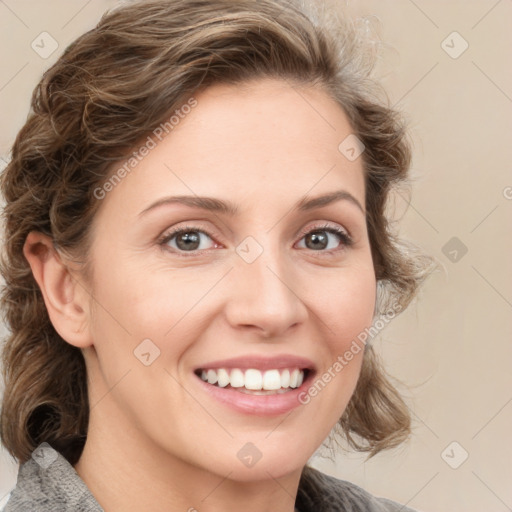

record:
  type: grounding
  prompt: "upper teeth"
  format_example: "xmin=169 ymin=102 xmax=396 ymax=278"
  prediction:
xmin=199 ymin=368 xmax=305 ymax=390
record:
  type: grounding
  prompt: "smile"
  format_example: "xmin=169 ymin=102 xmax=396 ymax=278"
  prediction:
xmin=192 ymin=354 xmax=316 ymax=415
xmin=195 ymin=367 xmax=308 ymax=394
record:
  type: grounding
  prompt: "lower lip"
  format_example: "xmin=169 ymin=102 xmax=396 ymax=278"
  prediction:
xmin=194 ymin=372 xmax=314 ymax=416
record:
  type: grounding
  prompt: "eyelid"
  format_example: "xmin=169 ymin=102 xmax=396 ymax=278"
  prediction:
xmin=296 ymin=221 xmax=351 ymax=240
xmin=295 ymin=222 xmax=354 ymax=253
xmin=158 ymin=220 xmax=353 ymax=256
xmin=158 ymin=223 xmax=222 ymax=250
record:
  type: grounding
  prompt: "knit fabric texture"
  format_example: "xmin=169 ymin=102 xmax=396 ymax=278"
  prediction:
xmin=3 ymin=443 xmax=419 ymax=512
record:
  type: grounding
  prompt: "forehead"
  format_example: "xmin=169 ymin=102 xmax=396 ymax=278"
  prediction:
xmin=96 ymin=78 xmax=366 ymax=220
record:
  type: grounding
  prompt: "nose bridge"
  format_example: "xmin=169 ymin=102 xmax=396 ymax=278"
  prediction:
xmin=226 ymin=231 xmax=306 ymax=335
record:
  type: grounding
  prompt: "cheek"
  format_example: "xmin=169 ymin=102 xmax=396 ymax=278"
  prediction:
xmin=90 ymin=254 xmax=187 ymax=334
xmin=314 ymin=263 xmax=377 ymax=349
xmin=297 ymin=265 xmax=376 ymax=441
xmin=87 ymin=261 xmax=210 ymax=386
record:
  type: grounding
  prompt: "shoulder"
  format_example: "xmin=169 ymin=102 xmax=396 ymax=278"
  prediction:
xmin=3 ymin=443 xmax=103 ymax=512
xmin=296 ymin=465 xmax=421 ymax=512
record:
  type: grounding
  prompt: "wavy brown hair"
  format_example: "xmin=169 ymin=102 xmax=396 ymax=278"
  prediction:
xmin=0 ymin=0 xmax=437 ymax=465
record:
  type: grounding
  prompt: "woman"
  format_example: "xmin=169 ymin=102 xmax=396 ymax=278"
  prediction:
xmin=0 ymin=0 xmax=436 ymax=510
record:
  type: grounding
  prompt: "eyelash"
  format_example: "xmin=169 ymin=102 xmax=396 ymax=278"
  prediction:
xmin=158 ymin=223 xmax=353 ymax=257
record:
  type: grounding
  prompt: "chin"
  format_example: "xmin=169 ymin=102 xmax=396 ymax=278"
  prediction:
xmin=226 ymin=438 xmax=314 ymax=482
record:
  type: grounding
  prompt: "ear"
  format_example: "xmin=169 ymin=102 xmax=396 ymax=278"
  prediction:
xmin=23 ymin=231 xmax=93 ymax=348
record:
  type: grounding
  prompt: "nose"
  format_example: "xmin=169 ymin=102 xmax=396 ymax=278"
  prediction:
xmin=223 ymin=242 xmax=308 ymax=338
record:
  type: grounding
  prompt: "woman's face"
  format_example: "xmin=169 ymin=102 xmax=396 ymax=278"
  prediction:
xmin=81 ymin=78 xmax=376 ymax=480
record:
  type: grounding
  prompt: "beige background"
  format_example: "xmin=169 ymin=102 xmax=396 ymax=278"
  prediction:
xmin=1 ymin=1 xmax=511 ymax=511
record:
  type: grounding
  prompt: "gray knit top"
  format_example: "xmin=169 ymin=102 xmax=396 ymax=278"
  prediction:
xmin=3 ymin=443 xmax=419 ymax=511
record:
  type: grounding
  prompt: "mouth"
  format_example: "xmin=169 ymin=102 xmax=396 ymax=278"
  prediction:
xmin=194 ymin=367 xmax=313 ymax=395
xmin=192 ymin=354 xmax=317 ymax=415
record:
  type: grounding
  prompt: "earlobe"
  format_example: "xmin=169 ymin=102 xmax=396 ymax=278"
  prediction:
xmin=23 ymin=231 xmax=93 ymax=348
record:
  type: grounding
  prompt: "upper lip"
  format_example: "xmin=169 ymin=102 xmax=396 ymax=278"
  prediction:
xmin=194 ymin=354 xmax=316 ymax=372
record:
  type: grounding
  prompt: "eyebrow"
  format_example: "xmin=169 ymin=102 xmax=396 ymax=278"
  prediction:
xmin=138 ymin=189 xmax=365 ymax=218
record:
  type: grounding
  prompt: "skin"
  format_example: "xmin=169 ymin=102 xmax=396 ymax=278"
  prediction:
xmin=24 ymin=78 xmax=377 ymax=512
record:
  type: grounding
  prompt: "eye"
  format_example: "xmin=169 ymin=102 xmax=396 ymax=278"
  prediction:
xmin=158 ymin=222 xmax=353 ymax=256
xmin=159 ymin=225 xmax=219 ymax=254
xmin=295 ymin=224 xmax=353 ymax=253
